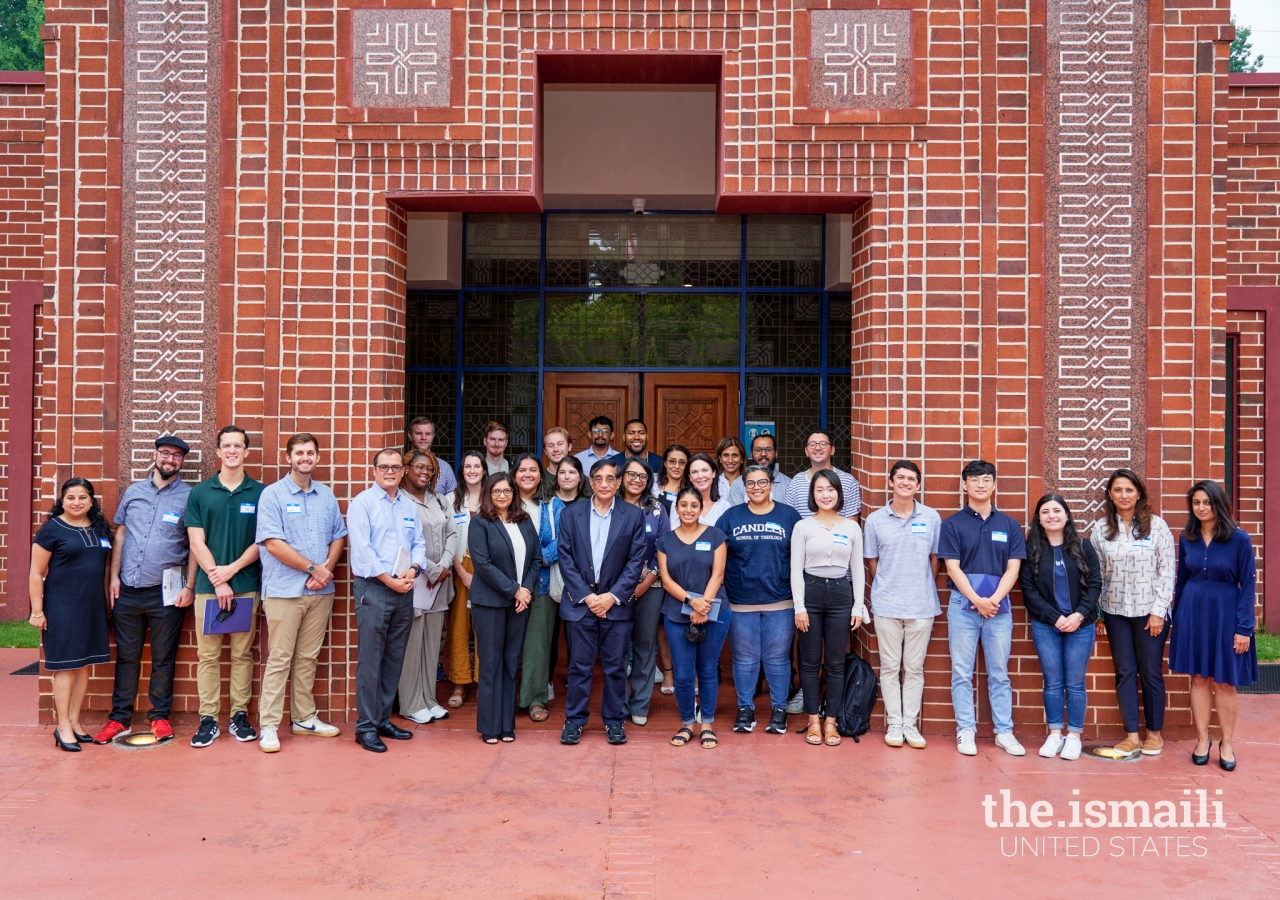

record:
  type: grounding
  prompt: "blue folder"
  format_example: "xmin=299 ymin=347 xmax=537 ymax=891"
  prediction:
xmin=962 ymin=573 xmax=1010 ymax=614
xmin=680 ymin=592 xmax=723 ymax=622
xmin=202 ymin=595 xmax=254 ymax=635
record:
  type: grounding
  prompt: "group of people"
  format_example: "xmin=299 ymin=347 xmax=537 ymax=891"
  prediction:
xmin=30 ymin=414 xmax=1259 ymax=770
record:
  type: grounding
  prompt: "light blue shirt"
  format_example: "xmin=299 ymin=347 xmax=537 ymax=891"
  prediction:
xmin=434 ymin=457 xmax=457 ymax=495
xmin=346 ymin=485 xmax=427 ymax=579
xmin=255 ymin=475 xmax=348 ymax=597
xmin=589 ymin=497 xmax=615 ymax=580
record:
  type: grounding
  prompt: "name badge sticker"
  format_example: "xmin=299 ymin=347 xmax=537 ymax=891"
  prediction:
xmin=832 ymin=532 xmax=850 ymax=546
xmin=910 ymin=522 xmax=929 ymax=536
xmin=695 ymin=541 xmax=712 ymax=552
xmin=161 ymin=511 xmax=181 ymax=524
xmin=285 ymin=503 xmax=302 ymax=515
xmin=645 ymin=524 xmax=652 ymax=533
xmin=665 ymin=492 xmax=676 ymax=502
xmin=1133 ymin=537 xmax=1152 ymax=547
xmin=454 ymin=513 xmax=468 ymax=522
xmin=403 ymin=517 xmax=417 ymax=530
xmin=992 ymin=531 xmax=1008 ymax=543
xmin=99 ymin=538 xmax=112 ymax=549
xmin=239 ymin=503 xmax=256 ymax=514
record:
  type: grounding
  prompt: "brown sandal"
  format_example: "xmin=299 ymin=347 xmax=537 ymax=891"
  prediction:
xmin=528 ymin=703 xmax=549 ymax=722
xmin=448 ymin=688 xmax=465 ymax=708
xmin=824 ymin=719 xmax=842 ymax=746
xmin=805 ymin=722 xmax=823 ymax=745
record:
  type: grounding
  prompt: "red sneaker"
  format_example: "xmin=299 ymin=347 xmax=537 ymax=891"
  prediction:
xmin=93 ymin=720 xmax=131 ymax=744
xmin=151 ymin=719 xmax=174 ymax=742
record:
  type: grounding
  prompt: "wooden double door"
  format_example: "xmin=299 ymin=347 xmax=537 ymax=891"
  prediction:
xmin=544 ymin=373 xmax=739 ymax=458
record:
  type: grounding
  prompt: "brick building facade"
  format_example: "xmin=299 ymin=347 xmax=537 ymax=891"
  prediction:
xmin=0 ymin=1 xmax=1276 ymax=736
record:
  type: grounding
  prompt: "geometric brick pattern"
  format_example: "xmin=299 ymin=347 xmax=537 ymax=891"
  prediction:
xmin=808 ymin=10 xmax=912 ymax=109
xmin=351 ymin=10 xmax=451 ymax=108
xmin=1043 ymin=0 xmax=1149 ymax=528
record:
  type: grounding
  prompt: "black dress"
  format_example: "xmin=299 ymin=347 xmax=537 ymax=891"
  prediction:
xmin=35 ymin=517 xmax=111 ymax=671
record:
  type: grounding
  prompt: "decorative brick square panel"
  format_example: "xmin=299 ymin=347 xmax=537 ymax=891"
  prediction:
xmin=351 ymin=9 xmax=451 ymax=109
xmin=808 ymin=9 xmax=911 ymax=110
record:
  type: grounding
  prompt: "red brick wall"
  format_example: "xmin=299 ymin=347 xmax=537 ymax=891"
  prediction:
xmin=1226 ymin=313 xmax=1265 ymax=621
xmin=1227 ymin=80 xmax=1280 ymax=286
xmin=0 ymin=74 xmax=47 ymax=619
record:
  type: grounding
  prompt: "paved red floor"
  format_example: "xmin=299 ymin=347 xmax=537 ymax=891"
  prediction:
xmin=2 ymin=651 xmax=1277 ymax=898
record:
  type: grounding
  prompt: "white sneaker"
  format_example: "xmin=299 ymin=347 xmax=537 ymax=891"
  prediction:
xmin=547 ymin=683 xmax=555 ymax=701
xmin=957 ymin=728 xmax=978 ymax=756
xmin=291 ymin=715 xmax=340 ymax=737
xmin=1039 ymin=734 xmax=1065 ymax=758
xmin=259 ymin=726 xmax=280 ymax=753
xmin=428 ymin=705 xmax=449 ymax=721
xmin=1060 ymin=734 xmax=1082 ymax=761
xmin=885 ymin=724 xmax=904 ymax=747
xmin=902 ymin=724 xmax=927 ymax=749
xmin=404 ymin=708 xmax=434 ymax=724
xmin=653 ymin=668 xmax=664 ymax=684
xmin=786 ymin=690 xmax=804 ymax=715
xmin=995 ymin=732 xmax=1027 ymax=756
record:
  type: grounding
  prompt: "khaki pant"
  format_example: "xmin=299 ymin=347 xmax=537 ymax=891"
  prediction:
xmin=874 ymin=615 xmax=934 ymax=728
xmin=195 ymin=592 xmax=261 ymax=719
xmin=398 ymin=610 xmax=446 ymax=716
xmin=259 ymin=592 xmax=335 ymax=729
xmin=447 ymin=557 xmax=479 ymax=685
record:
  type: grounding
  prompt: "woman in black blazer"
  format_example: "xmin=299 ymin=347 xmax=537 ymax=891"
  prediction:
xmin=468 ymin=471 xmax=543 ymax=743
xmin=1019 ymin=493 xmax=1102 ymax=761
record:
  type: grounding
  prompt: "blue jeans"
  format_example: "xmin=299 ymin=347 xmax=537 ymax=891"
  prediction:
xmin=947 ymin=600 xmax=1013 ymax=735
xmin=664 ymin=606 xmax=733 ymax=725
xmin=729 ymin=608 xmax=795 ymax=710
xmin=1029 ymin=619 xmax=1095 ymax=733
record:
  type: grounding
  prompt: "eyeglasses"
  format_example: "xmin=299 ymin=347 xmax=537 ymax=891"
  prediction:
xmin=592 ymin=475 xmax=618 ymax=484
xmin=624 ymin=472 xmax=648 ymax=481
xmin=590 ymin=427 xmax=612 ymax=435
xmin=375 ymin=465 xmax=404 ymax=474
xmin=156 ymin=450 xmax=185 ymax=461
xmin=491 ymin=488 xmax=514 ymax=497
xmin=806 ymin=441 xmax=831 ymax=450
xmin=744 ymin=479 xmax=771 ymax=489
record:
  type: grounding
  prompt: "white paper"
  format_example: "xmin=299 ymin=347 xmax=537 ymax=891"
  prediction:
xmin=161 ymin=566 xmax=185 ymax=606
xmin=392 ymin=546 xmax=414 ymax=578
xmin=412 ymin=577 xmax=441 ymax=611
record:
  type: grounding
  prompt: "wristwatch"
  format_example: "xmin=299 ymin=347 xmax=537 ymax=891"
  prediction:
xmin=307 ymin=564 xmax=316 ymax=574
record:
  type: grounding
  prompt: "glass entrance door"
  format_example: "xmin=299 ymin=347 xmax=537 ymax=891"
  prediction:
xmin=405 ymin=212 xmax=852 ymax=473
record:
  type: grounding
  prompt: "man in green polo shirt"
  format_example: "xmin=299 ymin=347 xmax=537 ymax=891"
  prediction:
xmin=186 ymin=425 xmax=266 ymax=748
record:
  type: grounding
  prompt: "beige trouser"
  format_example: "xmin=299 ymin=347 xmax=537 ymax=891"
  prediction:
xmin=398 ymin=610 xmax=447 ymax=716
xmin=259 ymin=593 xmax=335 ymax=729
xmin=195 ymin=592 xmax=261 ymax=718
xmin=874 ymin=615 xmax=935 ymax=727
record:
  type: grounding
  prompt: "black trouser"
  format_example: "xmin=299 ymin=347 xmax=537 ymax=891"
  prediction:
xmin=797 ymin=574 xmax=853 ymax=717
xmin=1104 ymin=612 xmax=1168 ymax=733
xmin=109 ymin=584 xmax=188 ymax=726
xmin=354 ymin=577 xmax=413 ymax=736
xmin=472 ymin=603 xmax=530 ymax=737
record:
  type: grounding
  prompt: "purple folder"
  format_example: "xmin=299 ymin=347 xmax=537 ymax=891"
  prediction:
xmin=961 ymin=573 xmax=1010 ymax=614
xmin=202 ymin=595 xmax=254 ymax=635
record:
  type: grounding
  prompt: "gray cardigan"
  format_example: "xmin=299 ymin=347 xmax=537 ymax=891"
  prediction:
xmin=410 ymin=491 xmax=457 ymax=613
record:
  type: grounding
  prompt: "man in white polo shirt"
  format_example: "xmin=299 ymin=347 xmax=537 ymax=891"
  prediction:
xmin=863 ymin=459 xmax=941 ymax=750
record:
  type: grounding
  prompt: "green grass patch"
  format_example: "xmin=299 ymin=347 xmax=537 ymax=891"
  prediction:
xmin=0 ymin=619 xmax=39 ymax=649
xmin=1257 ymin=627 xmax=1280 ymax=663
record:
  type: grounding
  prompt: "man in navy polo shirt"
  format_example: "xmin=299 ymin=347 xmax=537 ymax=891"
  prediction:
xmin=938 ymin=460 xmax=1027 ymax=758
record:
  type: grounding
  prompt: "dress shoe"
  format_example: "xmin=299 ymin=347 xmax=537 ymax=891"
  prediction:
xmin=1218 ymin=741 xmax=1237 ymax=772
xmin=377 ymin=722 xmax=414 ymax=741
xmin=53 ymin=730 xmax=82 ymax=752
xmin=356 ymin=732 xmax=388 ymax=753
xmin=560 ymin=721 xmax=583 ymax=745
xmin=1191 ymin=739 xmax=1210 ymax=766
xmin=606 ymin=723 xmax=627 ymax=745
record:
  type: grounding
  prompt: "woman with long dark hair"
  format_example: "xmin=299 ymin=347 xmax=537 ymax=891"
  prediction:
xmin=446 ymin=450 xmax=487 ymax=708
xmin=513 ymin=453 xmax=557 ymax=720
xmin=29 ymin=478 xmax=113 ymax=751
xmin=1019 ymin=493 xmax=1101 ymax=761
xmin=1168 ymin=480 xmax=1257 ymax=771
xmin=468 ymin=472 xmax=542 ymax=743
xmin=656 ymin=444 xmax=691 ymax=512
xmin=619 ymin=457 xmax=671 ymax=726
xmin=1090 ymin=468 xmax=1175 ymax=757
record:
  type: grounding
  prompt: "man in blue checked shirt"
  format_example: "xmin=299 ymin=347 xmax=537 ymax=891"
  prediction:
xmin=253 ymin=433 xmax=348 ymax=753
xmin=346 ymin=448 xmax=428 ymax=753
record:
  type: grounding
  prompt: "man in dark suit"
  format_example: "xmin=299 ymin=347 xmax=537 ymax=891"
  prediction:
xmin=557 ymin=457 xmax=647 ymax=745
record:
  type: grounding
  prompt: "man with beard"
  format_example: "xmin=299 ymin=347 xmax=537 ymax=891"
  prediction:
xmin=93 ymin=436 xmax=196 ymax=745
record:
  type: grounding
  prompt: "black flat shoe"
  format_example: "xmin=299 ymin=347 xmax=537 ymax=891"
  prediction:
xmin=356 ymin=731 xmax=388 ymax=753
xmin=74 ymin=732 xmax=94 ymax=743
xmin=1191 ymin=740 xmax=1210 ymax=766
xmin=1218 ymin=741 xmax=1237 ymax=772
xmin=482 ymin=734 xmax=500 ymax=744
xmin=53 ymin=731 xmax=81 ymax=752
xmin=501 ymin=732 xmax=515 ymax=743
xmin=377 ymin=722 xmax=414 ymax=741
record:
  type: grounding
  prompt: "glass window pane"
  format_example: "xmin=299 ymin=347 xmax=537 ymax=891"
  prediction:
xmin=826 ymin=374 xmax=852 ymax=472
xmin=828 ymin=292 xmax=852 ymax=370
xmin=461 ymin=372 xmax=538 ymax=457
xmin=746 ymin=374 xmax=822 ymax=475
xmin=405 ymin=372 xmax=457 ymax=454
xmin=465 ymin=214 xmax=541 ymax=286
xmin=747 ymin=293 xmax=822 ymax=368
xmin=746 ymin=215 xmax=822 ymax=287
xmin=544 ymin=293 xmax=642 ymax=367
xmin=546 ymin=213 xmax=740 ymax=288
xmin=406 ymin=292 xmax=457 ymax=367
xmin=643 ymin=293 xmax=740 ymax=367
xmin=463 ymin=292 xmax=539 ymax=366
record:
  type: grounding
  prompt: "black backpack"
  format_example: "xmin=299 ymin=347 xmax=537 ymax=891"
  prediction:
xmin=835 ymin=652 xmax=879 ymax=740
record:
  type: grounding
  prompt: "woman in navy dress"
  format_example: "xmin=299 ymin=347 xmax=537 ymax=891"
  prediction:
xmin=28 ymin=478 xmax=113 ymax=752
xmin=1168 ymin=480 xmax=1258 ymax=771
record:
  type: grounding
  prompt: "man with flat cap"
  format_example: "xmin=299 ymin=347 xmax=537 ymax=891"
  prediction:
xmin=94 ymin=435 xmax=197 ymax=744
